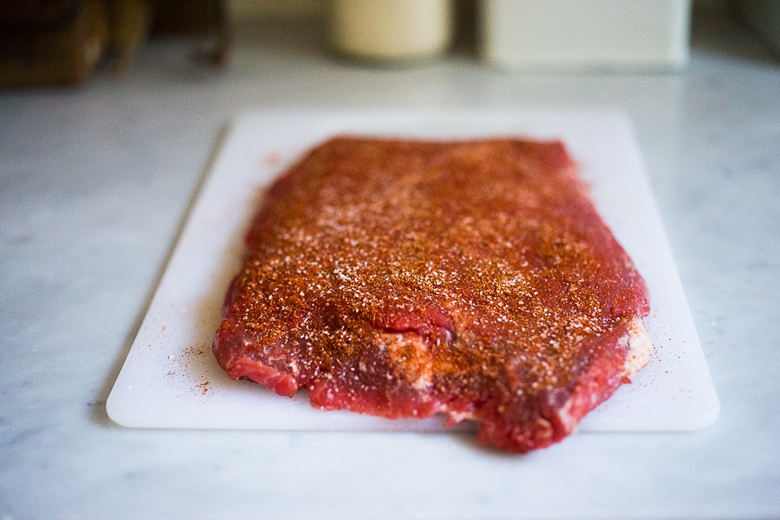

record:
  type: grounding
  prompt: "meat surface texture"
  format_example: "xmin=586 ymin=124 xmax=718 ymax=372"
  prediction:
xmin=213 ymin=137 xmax=651 ymax=452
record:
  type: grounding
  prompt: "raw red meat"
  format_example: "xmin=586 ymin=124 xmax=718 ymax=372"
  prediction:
xmin=213 ymin=137 xmax=651 ymax=452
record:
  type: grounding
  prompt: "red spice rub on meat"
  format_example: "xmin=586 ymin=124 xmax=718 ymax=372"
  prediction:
xmin=213 ymin=136 xmax=651 ymax=452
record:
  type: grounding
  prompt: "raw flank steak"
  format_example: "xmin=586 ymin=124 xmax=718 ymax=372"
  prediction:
xmin=213 ymin=136 xmax=651 ymax=452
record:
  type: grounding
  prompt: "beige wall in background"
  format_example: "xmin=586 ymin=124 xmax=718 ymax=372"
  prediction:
xmin=227 ymin=0 xmax=733 ymax=22
xmin=229 ymin=0 xmax=325 ymax=21
xmin=228 ymin=0 xmax=750 ymax=20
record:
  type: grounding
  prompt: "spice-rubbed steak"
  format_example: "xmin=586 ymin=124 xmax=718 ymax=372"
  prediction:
xmin=213 ymin=137 xmax=651 ymax=452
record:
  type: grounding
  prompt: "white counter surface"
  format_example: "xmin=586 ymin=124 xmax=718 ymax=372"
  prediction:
xmin=1 ymin=8 xmax=778 ymax=520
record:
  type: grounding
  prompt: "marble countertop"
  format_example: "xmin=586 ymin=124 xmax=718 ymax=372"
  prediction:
xmin=1 ymin=7 xmax=778 ymax=520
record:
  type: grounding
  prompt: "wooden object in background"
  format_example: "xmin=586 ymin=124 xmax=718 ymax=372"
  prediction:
xmin=107 ymin=0 xmax=152 ymax=74
xmin=150 ymin=0 xmax=221 ymax=35
xmin=0 ymin=0 xmax=109 ymax=86
xmin=0 ymin=0 xmax=228 ymax=87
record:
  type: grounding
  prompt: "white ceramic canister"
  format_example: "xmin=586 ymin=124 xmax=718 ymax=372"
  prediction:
xmin=480 ymin=0 xmax=692 ymax=71
xmin=329 ymin=0 xmax=453 ymax=62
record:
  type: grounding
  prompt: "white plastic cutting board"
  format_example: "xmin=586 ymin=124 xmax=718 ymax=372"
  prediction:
xmin=107 ymin=109 xmax=719 ymax=432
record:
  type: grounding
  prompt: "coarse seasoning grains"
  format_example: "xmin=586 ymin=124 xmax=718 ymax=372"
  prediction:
xmin=213 ymin=137 xmax=651 ymax=452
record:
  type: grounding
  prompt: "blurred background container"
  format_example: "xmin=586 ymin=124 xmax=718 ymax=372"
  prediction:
xmin=479 ymin=0 xmax=693 ymax=71
xmin=328 ymin=0 xmax=452 ymax=63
